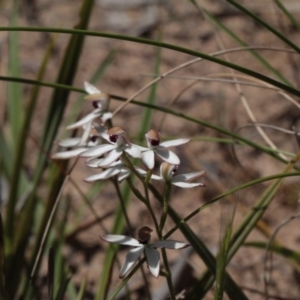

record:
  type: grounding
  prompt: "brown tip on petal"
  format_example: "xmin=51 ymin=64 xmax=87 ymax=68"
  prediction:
xmin=85 ymin=93 xmax=110 ymax=102
xmin=146 ymin=130 xmax=160 ymax=141
xmin=107 ymin=126 xmax=126 ymax=136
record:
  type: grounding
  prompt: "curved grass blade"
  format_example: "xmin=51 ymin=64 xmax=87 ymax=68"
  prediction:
xmin=274 ymin=0 xmax=300 ymax=31
xmin=0 ymin=27 xmax=300 ymax=96
xmin=244 ymin=241 xmax=300 ymax=263
xmin=226 ymin=0 xmax=300 ymax=53
xmin=193 ymin=0 xmax=292 ymax=86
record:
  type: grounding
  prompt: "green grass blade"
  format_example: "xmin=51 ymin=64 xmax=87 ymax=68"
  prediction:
xmin=75 ymin=277 xmax=87 ymax=300
xmin=96 ymin=184 xmax=132 ymax=300
xmin=244 ymin=241 xmax=300 ymax=263
xmin=138 ymin=31 xmax=161 ymax=138
xmin=48 ymin=247 xmax=55 ymax=300
xmin=5 ymin=33 xmax=57 ymax=244
xmin=34 ymin=0 xmax=94 ymax=186
xmin=274 ymin=0 xmax=300 ymax=31
xmin=194 ymin=1 xmax=292 ymax=86
xmin=0 ymin=214 xmax=6 ymax=300
xmin=1 ymin=27 xmax=300 ymax=96
xmin=7 ymin=0 xmax=23 ymax=148
xmin=226 ymin=0 xmax=300 ymax=53
xmin=148 ymin=184 xmax=248 ymax=299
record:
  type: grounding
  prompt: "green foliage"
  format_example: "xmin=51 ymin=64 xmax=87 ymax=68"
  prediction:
xmin=1 ymin=1 xmax=300 ymax=299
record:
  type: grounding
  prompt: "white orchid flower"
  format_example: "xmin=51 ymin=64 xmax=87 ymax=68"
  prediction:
xmin=140 ymin=130 xmax=190 ymax=170
xmin=64 ymin=82 xmax=112 ymax=146
xmin=151 ymin=162 xmax=205 ymax=188
xmin=101 ymin=226 xmax=189 ymax=278
xmin=80 ymin=126 xmax=141 ymax=167
xmin=52 ymin=135 xmax=100 ymax=159
xmin=84 ymin=159 xmax=147 ymax=183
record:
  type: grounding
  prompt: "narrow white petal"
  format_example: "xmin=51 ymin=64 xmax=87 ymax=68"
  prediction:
xmin=151 ymin=240 xmax=190 ymax=249
xmin=135 ymin=145 xmax=149 ymax=151
xmin=66 ymin=112 xmax=100 ymax=130
xmin=125 ymin=145 xmax=141 ymax=158
xmin=101 ymin=235 xmax=140 ymax=246
xmin=84 ymin=81 xmax=101 ymax=94
xmin=142 ymin=150 xmax=155 ymax=169
xmin=98 ymin=148 xmax=122 ymax=167
xmin=172 ymin=182 xmax=202 ymax=188
xmin=86 ymin=158 xmax=105 ymax=168
xmin=155 ymin=149 xmax=180 ymax=165
xmin=119 ymin=247 xmax=144 ymax=278
xmin=159 ymin=138 xmax=190 ymax=148
xmin=78 ymin=121 xmax=92 ymax=146
xmin=101 ymin=112 xmax=112 ymax=122
xmin=172 ymin=171 xmax=206 ymax=183
xmin=135 ymin=167 xmax=148 ymax=176
xmin=84 ymin=167 xmax=121 ymax=182
xmin=58 ymin=138 xmax=81 ymax=148
xmin=117 ymin=168 xmax=131 ymax=182
xmin=51 ymin=148 xmax=87 ymax=159
xmin=149 ymin=174 xmax=163 ymax=181
xmin=145 ymin=247 xmax=160 ymax=278
xmin=80 ymin=144 xmax=116 ymax=158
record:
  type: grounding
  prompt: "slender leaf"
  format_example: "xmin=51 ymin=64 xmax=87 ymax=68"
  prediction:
xmin=226 ymin=0 xmax=300 ymax=53
xmin=0 ymin=27 xmax=300 ymax=96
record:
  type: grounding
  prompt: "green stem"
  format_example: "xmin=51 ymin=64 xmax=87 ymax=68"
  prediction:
xmin=161 ymin=248 xmax=176 ymax=300
xmin=159 ymin=182 xmax=171 ymax=233
xmin=1 ymin=26 xmax=299 ymax=96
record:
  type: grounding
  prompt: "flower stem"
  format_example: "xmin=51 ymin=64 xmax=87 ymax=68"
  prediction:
xmin=161 ymin=248 xmax=176 ymax=300
xmin=159 ymin=182 xmax=171 ymax=233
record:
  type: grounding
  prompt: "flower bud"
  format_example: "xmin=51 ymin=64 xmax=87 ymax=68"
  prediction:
xmin=160 ymin=162 xmax=178 ymax=181
xmin=145 ymin=130 xmax=160 ymax=148
xmin=107 ymin=126 xmax=126 ymax=144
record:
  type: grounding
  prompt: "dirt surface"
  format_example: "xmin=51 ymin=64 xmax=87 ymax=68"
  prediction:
xmin=1 ymin=0 xmax=300 ymax=299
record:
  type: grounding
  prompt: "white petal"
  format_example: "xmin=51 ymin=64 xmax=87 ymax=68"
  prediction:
xmin=101 ymin=112 xmax=112 ymax=122
xmin=145 ymin=247 xmax=160 ymax=278
xmin=117 ymin=168 xmax=131 ymax=182
xmin=149 ymin=174 xmax=163 ymax=181
xmin=155 ymin=149 xmax=180 ymax=165
xmin=135 ymin=145 xmax=149 ymax=151
xmin=78 ymin=121 xmax=92 ymax=146
xmin=94 ymin=124 xmax=108 ymax=139
xmin=66 ymin=112 xmax=100 ymax=130
xmin=98 ymin=148 xmax=122 ymax=167
xmin=84 ymin=167 xmax=121 ymax=182
xmin=58 ymin=137 xmax=81 ymax=148
xmin=86 ymin=158 xmax=105 ymax=168
xmin=151 ymin=240 xmax=190 ymax=249
xmin=51 ymin=148 xmax=87 ymax=159
xmin=159 ymin=138 xmax=190 ymax=148
xmin=172 ymin=171 xmax=205 ymax=182
xmin=135 ymin=167 xmax=148 ymax=177
xmin=125 ymin=145 xmax=141 ymax=158
xmin=142 ymin=150 xmax=155 ymax=169
xmin=172 ymin=182 xmax=202 ymax=188
xmin=119 ymin=247 xmax=144 ymax=278
xmin=84 ymin=81 xmax=101 ymax=94
xmin=80 ymin=144 xmax=116 ymax=158
xmin=101 ymin=235 xmax=140 ymax=246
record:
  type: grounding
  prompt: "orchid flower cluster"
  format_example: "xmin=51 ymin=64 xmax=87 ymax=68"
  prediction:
xmin=52 ymin=82 xmax=206 ymax=282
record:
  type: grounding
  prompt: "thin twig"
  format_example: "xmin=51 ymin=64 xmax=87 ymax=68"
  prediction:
xmin=263 ymin=213 xmax=300 ymax=300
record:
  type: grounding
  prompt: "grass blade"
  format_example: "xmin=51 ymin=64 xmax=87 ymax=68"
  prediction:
xmin=7 ymin=0 xmax=23 ymax=148
xmin=1 ymin=27 xmax=300 ymax=96
xmin=226 ymin=0 xmax=300 ymax=53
